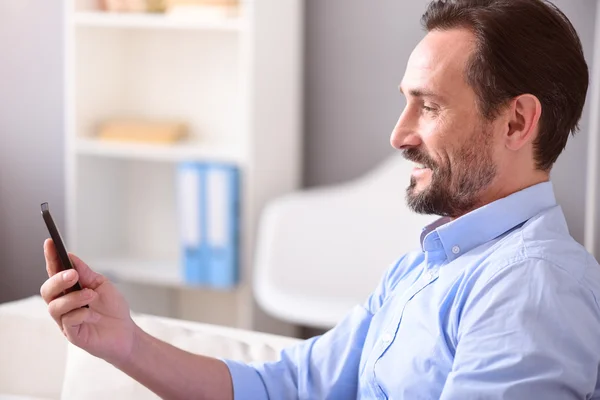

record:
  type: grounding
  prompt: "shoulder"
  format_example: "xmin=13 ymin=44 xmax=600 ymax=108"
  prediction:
xmin=476 ymin=206 xmax=596 ymax=281
xmin=465 ymin=207 xmax=600 ymax=314
xmin=450 ymin=206 xmax=600 ymax=315
xmin=521 ymin=206 xmax=594 ymax=278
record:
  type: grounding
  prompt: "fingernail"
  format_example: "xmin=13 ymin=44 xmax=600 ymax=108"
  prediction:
xmin=83 ymin=289 xmax=94 ymax=299
xmin=63 ymin=270 xmax=76 ymax=281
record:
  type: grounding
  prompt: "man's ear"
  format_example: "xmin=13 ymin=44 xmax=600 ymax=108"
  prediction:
xmin=505 ymin=94 xmax=542 ymax=151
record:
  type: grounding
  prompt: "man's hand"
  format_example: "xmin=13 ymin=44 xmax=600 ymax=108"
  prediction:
xmin=40 ymin=238 xmax=137 ymax=368
xmin=40 ymin=238 xmax=234 ymax=400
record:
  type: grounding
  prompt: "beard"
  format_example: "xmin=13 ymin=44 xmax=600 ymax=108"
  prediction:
xmin=404 ymin=127 xmax=497 ymax=218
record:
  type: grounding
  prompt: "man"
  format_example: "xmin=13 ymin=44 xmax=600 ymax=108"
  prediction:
xmin=41 ymin=0 xmax=600 ymax=398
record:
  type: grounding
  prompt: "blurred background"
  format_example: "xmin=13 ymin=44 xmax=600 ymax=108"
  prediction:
xmin=0 ymin=0 xmax=598 ymax=337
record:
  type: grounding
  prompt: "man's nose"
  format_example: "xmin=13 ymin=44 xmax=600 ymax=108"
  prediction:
xmin=390 ymin=109 xmax=421 ymax=150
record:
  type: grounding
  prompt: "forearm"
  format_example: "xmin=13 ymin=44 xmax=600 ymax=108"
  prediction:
xmin=116 ymin=324 xmax=234 ymax=400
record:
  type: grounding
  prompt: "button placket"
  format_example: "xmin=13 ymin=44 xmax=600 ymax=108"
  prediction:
xmin=369 ymin=262 xmax=442 ymax=400
xmin=381 ymin=332 xmax=393 ymax=345
xmin=376 ymin=272 xmax=439 ymax=357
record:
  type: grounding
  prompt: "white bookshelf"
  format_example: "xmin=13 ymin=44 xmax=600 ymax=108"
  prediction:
xmin=64 ymin=0 xmax=303 ymax=334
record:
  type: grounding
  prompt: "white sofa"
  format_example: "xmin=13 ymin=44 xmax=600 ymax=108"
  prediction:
xmin=0 ymin=296 xmax=301 ymax=400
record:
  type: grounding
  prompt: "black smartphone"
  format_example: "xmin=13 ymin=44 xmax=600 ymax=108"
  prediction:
xmin=41 ymin=202 xmax=83 ymax=294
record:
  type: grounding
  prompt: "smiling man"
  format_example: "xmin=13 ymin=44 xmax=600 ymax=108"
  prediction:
xmin=40 ymin=0 xmax=600 ymax=399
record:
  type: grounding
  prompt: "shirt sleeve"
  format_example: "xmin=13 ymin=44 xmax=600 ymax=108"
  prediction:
xmin=224 ymin=258 xmax=403 ymax=400
xmin=440 ymin=258 xmax=600 ymax=400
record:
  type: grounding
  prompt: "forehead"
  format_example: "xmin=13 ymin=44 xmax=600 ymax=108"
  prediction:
xmin=401 ymin=28 xmax=476 ymax=97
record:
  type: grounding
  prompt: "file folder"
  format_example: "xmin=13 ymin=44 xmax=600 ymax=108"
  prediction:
xmin=177 ymin=162 xmax=208 ymax=285
xmin=177 ymin=162 xmax=239 ymax=288
xmin=205 ymin=163 xmax=239 ymax=288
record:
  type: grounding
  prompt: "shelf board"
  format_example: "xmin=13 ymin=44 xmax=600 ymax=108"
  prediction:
xmin=74 ymin=138 xmax=245 ymax=164
xmin=91 ymin=258 xmax=185 ymax=288
xmin=91 ymin=258 xmax=239 ymax=291
xmin=73 ymin=11 xmax=242 ymax=32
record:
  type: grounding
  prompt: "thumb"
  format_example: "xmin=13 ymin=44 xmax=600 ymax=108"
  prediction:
xmin=68 ymin=253 xmax=106 ymax=290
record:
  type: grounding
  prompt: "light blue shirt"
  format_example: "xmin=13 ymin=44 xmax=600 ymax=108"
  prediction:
xmin=225 ymin=182 xmax=600 ymax=399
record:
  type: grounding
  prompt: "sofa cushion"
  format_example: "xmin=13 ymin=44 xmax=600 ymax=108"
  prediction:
xmin=0 ymin=296 xmax=67 ymax=400
xmin=61 ymin=313 xmax=301 ymax=399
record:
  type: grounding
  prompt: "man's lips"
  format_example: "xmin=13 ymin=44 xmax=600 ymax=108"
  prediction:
xmin=408 ymin=160 xmax=435 ymax=181
xmin=412 ymin=164 xmax=431 ymax=176
xmin=408 ymin=159 xmax=434 ymax=170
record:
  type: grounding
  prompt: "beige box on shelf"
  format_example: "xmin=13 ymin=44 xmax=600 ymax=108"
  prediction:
xmin=101 ymin=0 xmax=238 ymax=13
xmin=165 ymin=0 xmax=239 ymax=17
xmin=102 ymin=0 xmax=167 ymax=12
xmin=97 ymin=120 xmax=188 ymax=144
xmin=166 ymin=0 xmax=238 ymax=7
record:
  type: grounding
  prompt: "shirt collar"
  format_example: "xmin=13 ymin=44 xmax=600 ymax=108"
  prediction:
xmin=420 ymin=181 xmax=557 ymax=261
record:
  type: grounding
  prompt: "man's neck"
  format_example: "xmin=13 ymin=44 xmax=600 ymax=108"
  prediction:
xmin=450 ymin=172 xmax=550 ymax=220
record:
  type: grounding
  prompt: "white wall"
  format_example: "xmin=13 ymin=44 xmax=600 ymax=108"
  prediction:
xmin=551 ymin=0 xmax=597 ymax=247
xmin=304 ymin=0 xmax=597 ymax=247
xmin=0 ymin=1 xmax=64 ymax=302
xmin=304 ymin=0 xmax=429 ymax=186
xmin=0 ymin=0 xmax=597 ymax=302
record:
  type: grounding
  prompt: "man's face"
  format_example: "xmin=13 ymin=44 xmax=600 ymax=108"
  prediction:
xmin=392 ymin=28 xmax=501 ymax=218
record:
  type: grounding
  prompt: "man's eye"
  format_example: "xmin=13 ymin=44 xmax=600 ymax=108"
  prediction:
xmin=422 ymin=105 xmax=436 ymax=112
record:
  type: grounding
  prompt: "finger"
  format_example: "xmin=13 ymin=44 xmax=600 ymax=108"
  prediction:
xmin=48 ymin=288 xmax=96 ymax=325
xmin=40 ymin=269 xmax=81 ymax=304
xmin=68 ymin=253 xmax=106 ymax=290
xmin=61 ymin=307 xmax=101 ymax=340
xmin=44 ymin=238 xmax=61 ymax=277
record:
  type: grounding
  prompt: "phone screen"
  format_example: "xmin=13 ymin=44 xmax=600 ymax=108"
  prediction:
xmin=41 ymin=202 xmax=83 ymax=294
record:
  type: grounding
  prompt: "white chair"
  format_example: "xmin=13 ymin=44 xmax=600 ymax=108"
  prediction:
xmin=254 ymin=155 xmax=438 ymax=329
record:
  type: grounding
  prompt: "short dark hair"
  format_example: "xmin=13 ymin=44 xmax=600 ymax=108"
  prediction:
xmin=422 ymin=0 xmax=589 ymax=171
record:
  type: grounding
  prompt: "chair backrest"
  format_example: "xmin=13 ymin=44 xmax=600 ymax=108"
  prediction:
xmin=254 ymin=155 xmax=438 ymax=329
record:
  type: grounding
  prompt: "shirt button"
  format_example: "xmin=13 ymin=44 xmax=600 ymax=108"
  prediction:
xmin=381 ymin=333 xmax=393 ymax=344
xmin=427 ymin=270 xmax=435 ymax=279
xmin=452 ymin=245 xmax=461 ymax=255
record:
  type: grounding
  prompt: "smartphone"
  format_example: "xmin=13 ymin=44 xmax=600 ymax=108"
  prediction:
xmin=41 ymin=202 xmax=83 ymax=294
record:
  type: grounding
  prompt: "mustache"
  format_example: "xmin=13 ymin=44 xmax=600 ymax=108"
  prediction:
xmin=402 ymin=148 xmax=436 ymax=170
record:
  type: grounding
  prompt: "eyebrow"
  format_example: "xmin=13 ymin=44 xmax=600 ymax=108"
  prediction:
xmin=398 ymin=85 xmax=444 ymax=101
